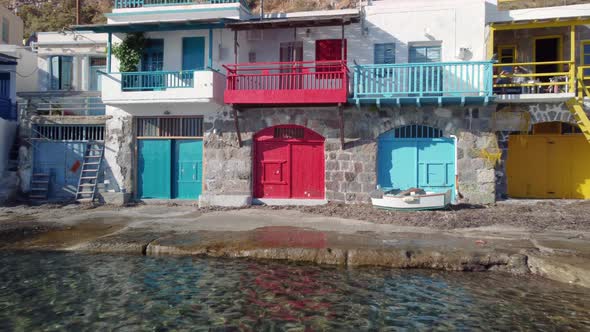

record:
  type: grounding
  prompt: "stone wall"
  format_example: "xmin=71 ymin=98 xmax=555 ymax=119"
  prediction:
xmin=102 ymin=106 xmax=134 ymax=204
xmin=202 ymin=104 xmax=498 ymax=205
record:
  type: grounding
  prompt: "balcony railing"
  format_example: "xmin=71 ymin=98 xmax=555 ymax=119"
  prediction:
xmin=18 ymin=92 xmax=105 ymax=116
xmin=493 ymin=61 xmax=574 ymax=95
xmin=352 ymin=61 xmax=493 ymax=104
xmin=121 ymin=71 xmax=194 ymax=91
xmin=114 ymin=0 xmax=247 ymax=9
xmin=224 ymin=60 xmax=349 ymax=105
xmin=0 ymin=97 xmax=16 ymax=121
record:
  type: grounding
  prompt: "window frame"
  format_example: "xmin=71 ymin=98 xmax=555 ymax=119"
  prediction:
xmin=374 ymin=42 xmax=396 ymax=65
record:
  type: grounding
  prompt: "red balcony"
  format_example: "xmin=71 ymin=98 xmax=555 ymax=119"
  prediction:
xmin=223 ymin=61 xmax=348 ymax=106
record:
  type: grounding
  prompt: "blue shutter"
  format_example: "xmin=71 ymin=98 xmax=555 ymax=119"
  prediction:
xmin=374 ymin=43 xmax=395 ymax=64
xmin=61 ymin=56 xmax=73 ymax=90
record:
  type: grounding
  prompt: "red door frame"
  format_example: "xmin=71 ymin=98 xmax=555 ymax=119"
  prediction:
xmin=253 ymin=125 xmax=326 ymax=199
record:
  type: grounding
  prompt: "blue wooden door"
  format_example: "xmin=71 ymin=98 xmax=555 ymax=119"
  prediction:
xmin=182 ymin=37 xmax=205 ymax=71
xmin=33 ymin=141 xmax=86 ymax=199
xmin=173 ymin=140 xmax=203 ymax=200
xmin=378 ymin=126 xmax=455 ymax=200
xmin=138 ymin=139 xmax=171 ymax=199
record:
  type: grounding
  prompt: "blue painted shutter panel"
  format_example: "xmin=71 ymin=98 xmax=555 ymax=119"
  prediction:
xmin=374 ymin=43 xmax=395 ymax=64
xmin=61 ymin=56 xmax=73 ymax=90
xmin=182 ymin=37 xmax=205 ymax=71
xmin=50 ymin=56 xmax=60 ymax=90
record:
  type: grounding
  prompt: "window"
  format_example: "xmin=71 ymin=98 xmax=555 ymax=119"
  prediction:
xmin=497 ymin=45 xmax=517 ymax=72
xmin=49 ymin=56 xmax=73 ymax=90
xmin=2 ymin=18 xmax=8 ymax=43
xmin=581 ymin=41 xmax=590 ymax=76
xmin=374 ymin=43 xmax=395 ymax=64
xmin=142 ymin=39 xmax=164 ymax=72
xmin=409 ymin=45 xmax=441 ymax=63
xmin=315 ymin=39 xmax=347 ymax=73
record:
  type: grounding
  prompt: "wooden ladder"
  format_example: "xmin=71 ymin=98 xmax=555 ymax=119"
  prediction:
xmin=30 ymin=173 xmax=50 ymax=201
xmin=566 ymin=98 xmax=590 ymax=144
xmin=75 ymin=141 xmax=104 ymax=203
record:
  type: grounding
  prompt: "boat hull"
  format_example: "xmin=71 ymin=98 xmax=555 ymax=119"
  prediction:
xmin=371 ymin=190 xmax=451 ymax=211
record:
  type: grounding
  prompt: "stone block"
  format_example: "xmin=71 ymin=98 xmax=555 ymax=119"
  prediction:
xmin=339 ymin=161 xmax=353 ymax=172
xmin=344 ymin=172 xmax=356 ymax=182
xmin=337 ymin=153 xmax=351 ymax=161
xmin=332 ymin=172 xmax=344 ymax=181
xmin=355 ymin=192 xmax=371 ymax=203
xmin=199 ymin=193 xmax=252 ymax=208
xmin=354 ymin=162 xmax=364 ymax=173
xmin=326 ymin=181 xmax=340 ymax=192
xmin=331 ymin=192 xmax=346 ymax=202
xmin=326 ymin=161 xmax=339 ymax=171
xmin=477 ymin=169 xmax=496 ymax=184
xmin=345 ymin=193 xmax=356 ymax=202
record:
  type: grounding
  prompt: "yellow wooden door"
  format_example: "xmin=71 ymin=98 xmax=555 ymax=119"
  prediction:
xmin=507 ymin=135 xmax=590 ymax=199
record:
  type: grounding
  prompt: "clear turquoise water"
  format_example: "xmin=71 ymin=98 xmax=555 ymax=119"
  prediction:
xmin=0 ymin=251 xmax=588 ymax=331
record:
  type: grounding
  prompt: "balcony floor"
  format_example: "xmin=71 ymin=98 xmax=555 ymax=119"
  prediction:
xmin=351 ymin=96 xmax=493 ymax=107
xmin=494 ymin=93 xmax=575 ymax=104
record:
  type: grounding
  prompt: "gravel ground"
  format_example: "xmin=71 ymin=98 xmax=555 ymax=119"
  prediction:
xmin=252 ymin=201 xmax=590 ymax=231
xmin=1 ymin=200 xmax=589 ymax=232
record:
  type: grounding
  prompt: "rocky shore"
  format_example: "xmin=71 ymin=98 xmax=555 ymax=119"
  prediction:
xmin=0 ymin=202 xmax=588 ymax=288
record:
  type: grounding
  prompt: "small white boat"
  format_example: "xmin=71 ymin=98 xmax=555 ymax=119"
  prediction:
xmin=371 ymin=189 xmax=452 ymax=211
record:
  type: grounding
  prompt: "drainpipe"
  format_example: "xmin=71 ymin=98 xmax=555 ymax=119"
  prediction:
xmin=451 ymin=135 xmax=458 ymax=203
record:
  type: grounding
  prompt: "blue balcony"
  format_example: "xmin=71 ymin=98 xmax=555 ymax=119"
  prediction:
xmin=121 ymin=71 xmax=194 ymax=91
xmin=113 ymin=0 xmax=248 ymax=9
xmin=352 ymin=61 xmax=494 ymax=107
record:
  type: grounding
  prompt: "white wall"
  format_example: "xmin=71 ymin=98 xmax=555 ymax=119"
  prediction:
xmin=0 ymin=6 xmax=23 ymax=46
xmin=35 ymin=32 xmax=108 ymax=92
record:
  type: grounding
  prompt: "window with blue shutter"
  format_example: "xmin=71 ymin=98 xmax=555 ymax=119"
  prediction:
xmin=374 ymin=43 xmax=395 ymax=64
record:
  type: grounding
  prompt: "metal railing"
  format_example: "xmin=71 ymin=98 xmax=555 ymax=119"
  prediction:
xmin=18 ymin=92 xmax=105 ymax=116
xmin=577 ymin=65 xmax=590 ymax=98
xmin=353 ymin=61 xmax=493 ymax=101
xmin=114 ymin=0 xmax=248 ymax=9
xmin=224 ymin=60 xmax=349 ymax=104
xmin=225 ymin=61 xmax=348 ymax=92
xmin=121 ymin=71 xmax=194 ymax=91
xmin=493 ymin=60 xmax=575 ymax=95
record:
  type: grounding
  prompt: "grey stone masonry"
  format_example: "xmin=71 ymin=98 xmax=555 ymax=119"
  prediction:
xmin=203 ymin=104 xmax=498 ymax=205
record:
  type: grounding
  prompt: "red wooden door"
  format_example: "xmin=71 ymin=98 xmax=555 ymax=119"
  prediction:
xmin=254 ymin=126 xmax=325 ymax=199
xmin=255 ymin=141 xmax=290 ymax=198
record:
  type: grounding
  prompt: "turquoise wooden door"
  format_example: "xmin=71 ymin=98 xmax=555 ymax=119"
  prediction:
xmin=138 ymin=139 xmax=172 ymax=199
xmin=378 ymin=126 xmax=455 ymax=200
xmin=173 ymin=140 xmax=203 ymax=199
xmin=182 ymin=37 xmax=205 ymax=71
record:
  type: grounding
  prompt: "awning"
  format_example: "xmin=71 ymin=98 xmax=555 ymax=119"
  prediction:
xmin=227 ymin=13 xmax=361 ymax=30
xmin=0 ymin=53 xmax=18 ymax=65
xmin=71 ymin=18 xmax=234 ymax=33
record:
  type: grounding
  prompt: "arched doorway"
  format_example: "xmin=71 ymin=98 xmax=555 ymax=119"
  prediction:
xmin=507 ymin=121 xmax=590 ymax=199
xmin=253 ymin=125 xmax=325 ymax=199
xmin=377 ymin=125 xmax=456 ymax=199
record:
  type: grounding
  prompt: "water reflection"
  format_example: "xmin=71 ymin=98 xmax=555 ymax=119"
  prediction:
xmin=0 ymin=251 xmax=588 ymax=331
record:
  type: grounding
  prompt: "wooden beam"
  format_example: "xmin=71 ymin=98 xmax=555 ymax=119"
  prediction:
xmin=492 ymin=18 xmax=590 ymax=31
xmin=487 ymin=26 xmax=495 ymax=60
xmin=571 ymin=23 xmax=576 ymax=94
xmin=339 ymin=104 xmax=345 ymax=150
xmin=232 ymin=106 xmax=243 ymax=148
